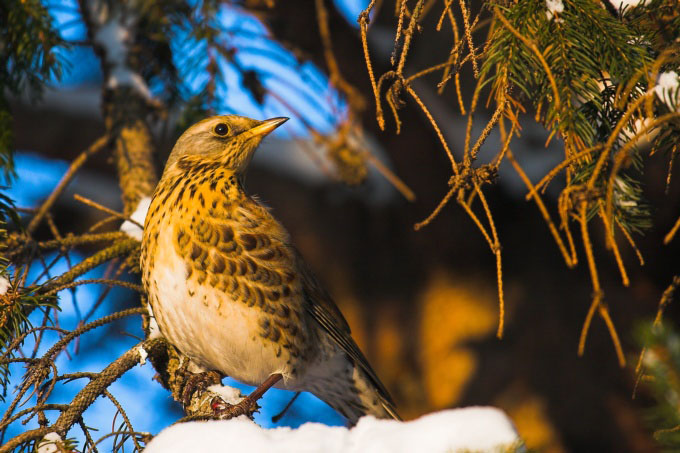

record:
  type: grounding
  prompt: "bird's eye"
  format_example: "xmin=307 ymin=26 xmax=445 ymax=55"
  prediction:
xmin=214 ymin=123 xmax=229 ymax=136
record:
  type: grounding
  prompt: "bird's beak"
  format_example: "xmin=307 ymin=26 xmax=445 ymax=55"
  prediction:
xmin=246 ymin=117 xmax=289 ymax=138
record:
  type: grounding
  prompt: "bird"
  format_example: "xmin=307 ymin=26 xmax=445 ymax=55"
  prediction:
xmin=140 ymin=115 xmax=399 ymax=424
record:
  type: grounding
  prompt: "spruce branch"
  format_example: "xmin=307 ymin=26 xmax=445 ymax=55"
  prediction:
xmin=0 ymin=337 xmax=167 ymax=453
xmin=44 ymin=239 xmax=139 ymax=293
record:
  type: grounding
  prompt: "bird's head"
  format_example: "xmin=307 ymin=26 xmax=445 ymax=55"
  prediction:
xmin=165 ymin=115 xmax=288 ymax=175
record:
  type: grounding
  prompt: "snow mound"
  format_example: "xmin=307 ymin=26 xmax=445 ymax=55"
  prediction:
xmin=144 ymin=407 xmax=522 ymax=453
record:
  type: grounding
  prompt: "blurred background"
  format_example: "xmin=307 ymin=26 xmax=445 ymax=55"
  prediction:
xmin=3 ymin=0 xmax=680 ymax=451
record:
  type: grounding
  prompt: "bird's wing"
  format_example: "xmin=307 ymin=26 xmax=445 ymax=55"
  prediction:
xmin=180 ymin=195 xmax=394 ymax=406
xmin=176 ymin=200 xmax=310 ymax=352
xmin=294 ymin=250 xmax=396 ymax=406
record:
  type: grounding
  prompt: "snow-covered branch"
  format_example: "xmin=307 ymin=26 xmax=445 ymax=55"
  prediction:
xmin=78 ymin=0 xmax=158 ymax=215
xmin=83 ymin=0 xmax=152 ymax=100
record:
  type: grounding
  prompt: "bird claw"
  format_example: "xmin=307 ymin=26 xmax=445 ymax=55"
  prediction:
xmin=210 ymin=396 xmax=258 ymax=420
xmin=181 ymin=370 xmax=222 ymax=407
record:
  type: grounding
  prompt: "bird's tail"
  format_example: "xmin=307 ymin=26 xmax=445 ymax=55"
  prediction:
xmin=313 ymin=362 xmax=400 ymax=425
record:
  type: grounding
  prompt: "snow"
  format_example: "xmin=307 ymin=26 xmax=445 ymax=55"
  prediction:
xmin=37 ymin=432 xmax=62 ymax=453
xmin=138 ymin=345 xmax=149 ymax=365
xmin=622 ymin=117 xmax=657 ymax=148
xmin=545 ymin=0 xmax=564 ymax=21
xmin=654 ymin=71 xmax=680 ymax=111
xmin=206 ymin=384 xmax=245 ymax=405
xmin=145 ymin=299 xmax=162 ymax=339
xmin=120 ymin=196 xmax=151 ymax=241
xmin=613 ymin=0 xmax=647 ymax=12
xmin=88 ymin=2 xmax=152 ymax=100
xmin=94 ymin=20 xmax=130 ymax=76
xmin=144 ymin=407 xmax=522 ymax=453
xmin=0 ymin=275 xmax=9 ymax=295
xmin=108 ymin=63 xmax=153 ymax=99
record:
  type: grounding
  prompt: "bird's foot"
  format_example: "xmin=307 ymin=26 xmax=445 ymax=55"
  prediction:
xmin=207 ymin=373 xmax=281 ymax=420
xmin=210 ymin=396 xmax=259 ymax=420
xmin=181 ymin=370 xmax=222 ymax=407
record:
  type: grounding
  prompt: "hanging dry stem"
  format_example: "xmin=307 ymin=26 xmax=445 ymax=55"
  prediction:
xmin=577 ymin=203 xmax=626 ymax=367
xmin=506 ymin=149 xmax=577 ymax=268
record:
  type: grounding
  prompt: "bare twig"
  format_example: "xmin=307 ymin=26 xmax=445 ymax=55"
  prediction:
xmin=27 ymin=136 xmax=109 ymax=234
xmin=74 ymin=194 xmax=144 ymax=230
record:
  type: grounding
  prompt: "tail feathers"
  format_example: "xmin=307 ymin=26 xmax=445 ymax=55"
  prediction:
xmin=350 ymin=358 xmax=400 ymax=422
xmin=313 ymin=364 xmax=400 ymax=425
xmin=380 ymin=399 xmax=401 ymax=421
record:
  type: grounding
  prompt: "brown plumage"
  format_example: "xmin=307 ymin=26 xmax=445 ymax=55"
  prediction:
xmin=140 ymin=115 xmax=398 ymax=423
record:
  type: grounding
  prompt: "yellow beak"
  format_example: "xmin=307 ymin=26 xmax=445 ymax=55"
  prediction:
xmin=246 ymin=117 xmax=289 ymax=138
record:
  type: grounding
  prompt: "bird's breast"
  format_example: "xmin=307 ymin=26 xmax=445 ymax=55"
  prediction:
xmin=146 ymin=224 xmax=300 ymax=385
xmin=142 ymin=174 xmax=314 ymax=386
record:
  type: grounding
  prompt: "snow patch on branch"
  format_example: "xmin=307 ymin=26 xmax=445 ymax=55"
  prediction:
xmin=207 ymin=384 xmax=246 ymax=405
xmin=0 ymin=275 xmax=9 ymax=296
xmin=138 ymin=345 xmax=149 ymax=365
xmin=120 ymin=196 xmax=151 ymax=241
xmin=613 ymin=0 xmax=647 ymax=12
xmin=94 ymin=19 xmax=130 ymax=71
xmin=545 ymin=0 xmax=564 ymax=21
xmin=622 ymin=117 xmax=657 ymax=148
xmin=145 ymin=407 xmax=521 ymax=453
xmin=654 ymin=71 xmax=680 ymax=111
xmin=37 ymin=432 xmax=63 ymax=453
xmin=88 ymin=1 xmax=152 ymax=100
xmin=107 ymin=60 xmax=153 ymax=99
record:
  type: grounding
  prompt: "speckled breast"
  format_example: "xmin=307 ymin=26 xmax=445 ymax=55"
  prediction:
xmin=141 ymin=160 xmax=314 ymax=386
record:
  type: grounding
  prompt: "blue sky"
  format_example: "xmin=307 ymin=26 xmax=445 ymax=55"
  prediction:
xmin=2 ymin=0 xmax=371 ymax=449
